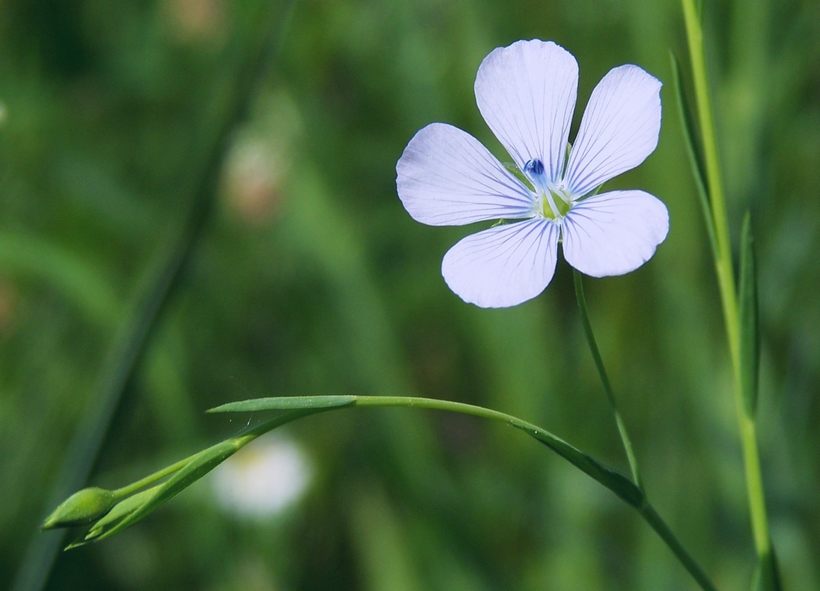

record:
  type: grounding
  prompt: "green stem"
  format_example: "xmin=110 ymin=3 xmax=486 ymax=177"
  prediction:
xmin=681 ymin=0 xmax=772 ymax=560
xmin=211 ymin=396 xmax=715 ymax=590
xmin=111 ymin=456 xmax=193 ymax=501
xmin=573 ymin=271 xmax=643 ymax=488
xmin=681 ymin=0 xmax=740 ymax=374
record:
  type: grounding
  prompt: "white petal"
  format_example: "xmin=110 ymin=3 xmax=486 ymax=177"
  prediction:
xmin=475 ymin=40 xmax=578 ymax=182
xmin=564 ymin=65 xmax=662 ymax=196
xmin=397 ymin=123 xmax=535 ymax=226
xmin=442 ymin=219 xmax=559 ymax=308
xmin=562 ymin=190 xmax=669 ymax=277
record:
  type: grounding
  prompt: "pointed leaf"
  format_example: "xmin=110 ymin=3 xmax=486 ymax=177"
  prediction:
xmin=209 ymin=395 xmax=357 ymax=413
xmin=93 ymin=440 xmax=240 ymax=541
xmin=511 ymin=422 xmax=643 ymax=507
xmin=739 ymin=214 xmax=760 ymax=416
xmin=670 ymin=52 xmax=718 ymax=259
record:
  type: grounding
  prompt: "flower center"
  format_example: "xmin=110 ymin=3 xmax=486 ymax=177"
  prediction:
xmin=523 ymin=159 xmax=572 ymax=220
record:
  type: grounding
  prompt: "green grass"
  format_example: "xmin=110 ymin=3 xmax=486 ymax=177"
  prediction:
xmin=1 ymin=0 xmax=817 ymax=589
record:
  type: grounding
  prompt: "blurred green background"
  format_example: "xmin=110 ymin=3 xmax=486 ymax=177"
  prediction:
xmin=1 ymin=0 xmax=818 ymax=589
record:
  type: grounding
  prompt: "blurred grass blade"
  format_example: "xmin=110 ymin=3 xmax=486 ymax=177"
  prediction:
xmin=670 ymin=52 xmax=718 ymax=258
xmin=752 ymin=550 xmax=782 ymax=591
xmin=739 ymin=214 xmax=760 ymax=417
xmin=351 ymin=489 xmax=425 ymax=591
xmin=209 ymin=395 xmax=357 ymax=413
xmin=15 ymin=4 xmax=296 ymax=588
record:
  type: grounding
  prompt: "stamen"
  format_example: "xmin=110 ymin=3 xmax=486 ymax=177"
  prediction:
xmin=523 ymin=159 xmax=545 ymax=178
xmin=524 ymin=159 xmax=563 ymax=219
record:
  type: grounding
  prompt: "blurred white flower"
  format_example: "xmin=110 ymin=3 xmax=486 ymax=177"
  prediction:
xmin=164 ymin=0 xmax=227 ymax=44
xmin=211 ymin=433 xmax=311 ymax=519
xmin=223 ymin=136 xmax=287 ymax=225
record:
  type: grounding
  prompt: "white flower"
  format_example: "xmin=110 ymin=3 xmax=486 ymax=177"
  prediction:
xmin=396 ymin=40 xmax=668 ymax=308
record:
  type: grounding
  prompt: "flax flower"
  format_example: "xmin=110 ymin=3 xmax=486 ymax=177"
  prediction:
xmin=397 ymin=40 xmax=668 ymax=307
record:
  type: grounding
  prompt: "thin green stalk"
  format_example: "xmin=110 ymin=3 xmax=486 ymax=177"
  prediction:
xmin=681 ymin=0 xmax=772 ymax=561
xmin=111 ymin=456 xmax=193 ymax=501
xmin=573 ymin=271 xmax=642 ymax=488
xmin=681 ymin=0 xmax=740 ymax=367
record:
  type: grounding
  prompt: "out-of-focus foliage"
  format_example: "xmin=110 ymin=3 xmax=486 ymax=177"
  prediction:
xmin=0 ymin=0 xmax=817 ymax=589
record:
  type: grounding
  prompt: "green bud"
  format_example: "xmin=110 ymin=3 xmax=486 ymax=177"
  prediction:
xmin=42 ymin=487 xmax=116 ymax=529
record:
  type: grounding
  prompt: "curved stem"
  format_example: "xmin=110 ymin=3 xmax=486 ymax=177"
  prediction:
xmin=573 ymin=271 xmax=643 ymax=488
xmin=681 ymin=0 xmax=772 ymax=561
xmin=213 ymin=396 xmax=715 ymax=590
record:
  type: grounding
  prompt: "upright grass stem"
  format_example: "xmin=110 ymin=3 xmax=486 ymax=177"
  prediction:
xmin=680 ymin=0 xmax=772 ymax=563
xmin=573 ymin=271 xmax=643 ymax=488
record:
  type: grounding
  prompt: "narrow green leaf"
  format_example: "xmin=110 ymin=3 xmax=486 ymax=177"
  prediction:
xmin=670 ymin=52 xmax=718 ymax=260
xmin=351 ymin=489 xmax=426 ymax=591
xmin=208 ymin=395 xmax=358 ymax=413
xmin=92 ymin=440 xmax=240 ymax=541
xmin=739 ymin=214 xmax=760 ymax=416
xmin=512 ymin=423 xmax=644 ymax=507
xmin=86 ymin=487 xmax=160 ymax=539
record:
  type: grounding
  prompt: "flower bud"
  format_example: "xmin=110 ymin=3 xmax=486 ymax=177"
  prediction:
xmin=42 ymin=487 xmax=116 ymax=529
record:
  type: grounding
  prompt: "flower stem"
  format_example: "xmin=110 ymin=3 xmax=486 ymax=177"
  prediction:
xmin=681 ymin=0 xmax=772 ymax=562
xmin=573 ymin=271 xmax=643 ymax=488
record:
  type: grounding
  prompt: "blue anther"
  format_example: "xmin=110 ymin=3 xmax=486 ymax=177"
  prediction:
xmin=524 ymin=159 xmax=545 ymax=177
